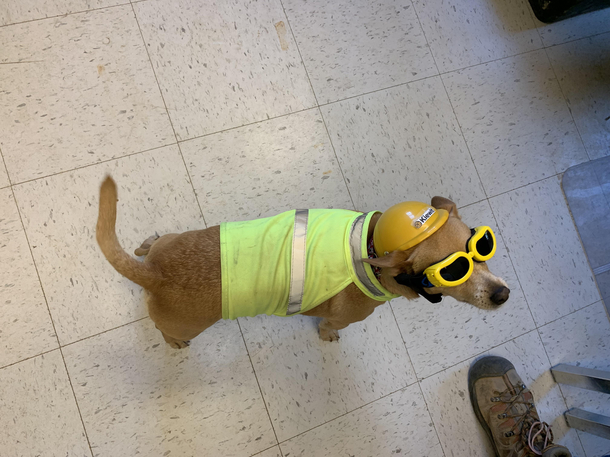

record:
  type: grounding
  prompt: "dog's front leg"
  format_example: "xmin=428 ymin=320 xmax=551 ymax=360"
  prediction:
xmin=318 ymin=319 xmax=349 ymax=342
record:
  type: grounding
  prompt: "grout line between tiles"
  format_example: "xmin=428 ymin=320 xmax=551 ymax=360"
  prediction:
xmin=410 ymin=0 xmax=489 ymax=202
xmin=0 ymin=146 xmax=12 ymax=187
xmin=276 ymin=381 xmax=417 ymax=447
xmin=175 ymin=106 xmax=316 ymax=144
xmin=542 ymin=46 xmax=592 ymax=162
xmin=130 ymin=2 xmax=209 ymax=228
xmin=315 ymin=110 xmax=357 ymax=210
xmin=314 ymin=50 xmax=544 ymax=112
xmin=0 ymin=2 xmax=132 ymax=28
xmin=487 ymin=172 xmax=562 ymax=200
xmin=0 ymin=348 xmax=58 ymax=372
xmin=435 ymin=29 xmax=606 ymax=77
xmin=458 ymin=196 xmax=492 ymax=211
xmin=250 ymin=445 xmax=281 ymax=457
xmin=388 ymin=303 xmax=422 ymax=394
xmin=438 ymin=72 xmax=488 ymax=198
xmin=416 ymin=327 xmax=538 ymax=383
xmin=487 ymin=199 xmax=539 ymax=329
xmin=60 ymin=316 xmax=150 ymax=349
xmin=9 ymin=142 xmax=177 ymax=188
xmin=542 ymin=29 xmax=610 ymax=51
xmin=57 ymin=346 xmax=95 ymax=457
xmin=9 ymin=188 xmax=60 ymax=349
xmin=277 ymin=0 xmax=319 ymax=107
xmin=388 ymin=293 xmax=445 ymax=454
xmin=8 ymin=187 xmax=95 ymax=457
xmin=315 ymin=72 xmax=439 ymax=108
xmin=414 ymin=381 xmax=448 ymax=457
xmin=536 ymin=299 xmax=601 ymax=331
xmin=277 ymin=0 xmax=357 ymax=212
xmin=236 ymin=320 xmax=283 ymax=456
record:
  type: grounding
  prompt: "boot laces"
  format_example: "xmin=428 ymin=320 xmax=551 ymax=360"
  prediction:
xmin=494 ymin=384 xmax=553 ymax=456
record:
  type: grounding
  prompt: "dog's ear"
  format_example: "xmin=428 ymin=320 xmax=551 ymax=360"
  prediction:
xmin=431 ymin=196 xmax=460 ymax=219
xmin=363 ymin=250 xmax=412 ymax=276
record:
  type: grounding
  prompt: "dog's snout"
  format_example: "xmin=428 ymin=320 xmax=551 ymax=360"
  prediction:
xmin=490 ymin=286 xmax=510 ymax=306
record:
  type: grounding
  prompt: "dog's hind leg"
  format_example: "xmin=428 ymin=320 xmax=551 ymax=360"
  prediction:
xmin=156 ymin=324 xmax=192 ymax=349
xmin=134 ymin=233 xmax=160 ymax=256
xmin=154 ymin=321 xmax=216 ymax=349
xmin=147 ymin=293 xmax=220 ymax=349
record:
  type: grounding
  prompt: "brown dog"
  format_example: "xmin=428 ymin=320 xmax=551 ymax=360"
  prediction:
xmin=96 ymin=176 xmax=509 ymax=348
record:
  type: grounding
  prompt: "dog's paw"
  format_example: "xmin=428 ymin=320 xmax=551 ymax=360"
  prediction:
xmin=169 ymin=340 xmax=191 ymax=349
xmin=319 ymin=328 xmax=340 ymax=342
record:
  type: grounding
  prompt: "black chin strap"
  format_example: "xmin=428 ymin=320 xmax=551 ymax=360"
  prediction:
xmin=394 ymin=273 xmax=443 ymax=304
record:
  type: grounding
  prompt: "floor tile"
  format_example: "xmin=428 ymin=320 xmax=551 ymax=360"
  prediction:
xmin=239 ymin=303 xmax=416 ymax=442
xmin=181 ymin=109 xmax=352 ymax=226
xmin=392 ymin=200 xmax=536 ymax=380
xmin=282 ymin=0 xmax=437 ymax=104
xmin=280 ymin=383 xmax=444 ymax=457
xmin=443 ymin=49 xmax=588 ymax=197
xmin=0 ymin=0 xmax=126 ymax=26
xmin=562 ymin=161 xmax=610 ymax=270
xmin=63 ymin=318 xmax=276 ymax=457
xmin=0 ymin=350 xmax=91 ymax=457
xmin=321 ymin=77 xmax=485 ymax=212
xmin=0 ymin=158 xmax=9 ymax=188
xmin=133 ymin=0 xmax=316 ymax=141
xmin=0 ymin=188 xmax=57 ymax=368
xmin=413 ymin=0 xmax=542 ymax=73
xmin=420 ymin=330 xmax=585 ymax=457
xmin=490 ymin=176 xmax=599 ymax=326
xmin=547 ymin=33 xmax=610 ymax=161
xmin=538 ymin=301 xmax=610 ymax=457
xmin=13 ymin=145 xmax=203 ymax=345
xmin=0 ymin=6 xmax=174 ymax=184
xmin=532 ymin=8 xmax=610 ymax=47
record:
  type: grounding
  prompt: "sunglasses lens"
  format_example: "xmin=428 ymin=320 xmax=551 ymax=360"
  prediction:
xmin=439 ymin=256 xmax=470 ymax=282
xmin=476 ymin=230 xmax=494 ymax=257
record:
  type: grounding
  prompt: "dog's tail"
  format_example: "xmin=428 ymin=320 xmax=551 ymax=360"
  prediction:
xmin=96 ymin=176 xmax=163 ymax=291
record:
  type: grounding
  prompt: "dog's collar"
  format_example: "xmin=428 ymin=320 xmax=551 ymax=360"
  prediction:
xmin=394 ymin=272 xmax=443 ymax=304
xmin=367 ymin=237 xmax=382 ymax=280
xmin=369 ymin=237 xmax=443 ymax=303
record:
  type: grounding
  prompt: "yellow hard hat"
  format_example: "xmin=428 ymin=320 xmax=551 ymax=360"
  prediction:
xmin=374 ymin=202 xmax=449 ymax=256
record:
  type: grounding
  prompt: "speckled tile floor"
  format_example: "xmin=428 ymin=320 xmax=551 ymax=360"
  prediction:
xmin=1 ymin=1 xmax=609 ymax=456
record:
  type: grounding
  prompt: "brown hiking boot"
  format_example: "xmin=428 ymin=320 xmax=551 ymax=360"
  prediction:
xmin=468 ymin=356 xmax=572 ymax=457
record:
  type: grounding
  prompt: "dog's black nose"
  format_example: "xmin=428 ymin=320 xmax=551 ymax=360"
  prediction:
xmin=491 ymin=286 xmax=510 ymax=305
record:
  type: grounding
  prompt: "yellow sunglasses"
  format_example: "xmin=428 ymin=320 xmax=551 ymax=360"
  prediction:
xmin=422 ymin=226 xmax=497 ymax=288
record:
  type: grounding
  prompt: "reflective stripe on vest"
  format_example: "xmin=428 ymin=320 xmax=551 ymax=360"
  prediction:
xmin=349 ymin=213 xmax=387 ymax=298
xmin=287 ymin=209 xmax=309 ymax=315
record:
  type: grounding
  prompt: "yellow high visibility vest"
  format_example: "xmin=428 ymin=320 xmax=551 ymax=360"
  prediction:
xmin=220 ymin=209 xmax=398 ymax=320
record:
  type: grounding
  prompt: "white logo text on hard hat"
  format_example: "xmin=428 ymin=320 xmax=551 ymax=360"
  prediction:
xmin=413 ymin=208 xmax=435 ymax=229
